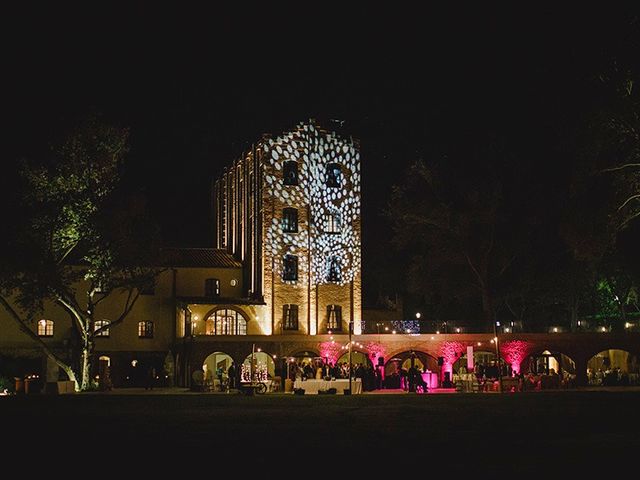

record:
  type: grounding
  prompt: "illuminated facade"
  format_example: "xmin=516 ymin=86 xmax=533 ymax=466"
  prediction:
xmin=213 ymin=119 xmax=362 ymax=336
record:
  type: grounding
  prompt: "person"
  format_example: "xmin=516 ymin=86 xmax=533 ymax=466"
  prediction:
xmin=227 ymin=361 xmax=237 ymax=389
xmin=216 ymin=365 xmax=224 ymax=391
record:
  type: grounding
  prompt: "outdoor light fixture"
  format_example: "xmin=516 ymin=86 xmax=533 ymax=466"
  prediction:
xmin=504 ymin=328 xmax=510 ymax=333
xmin=553 ymin=327 xmax=558 ymax=333
xmin=416 ymin=312 xmax=421 ymax=319
xmin=455 ymin=328 xmax=461 ymax=333
xmin=436 ymin=330 xmax=440 ymax=334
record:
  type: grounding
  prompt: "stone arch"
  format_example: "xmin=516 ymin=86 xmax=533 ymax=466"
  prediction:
xmin=202 ymin=351 xmax=235 ymax=388
xmin=587 ymin=349 xmax=640 ymax=386
xmin=521 ymin=349 xmax=576 ymax=376
xmin=384 ymin=350 xmax=438 ymax=376
xmin=242 ymin=351 xmax=276 ymax=382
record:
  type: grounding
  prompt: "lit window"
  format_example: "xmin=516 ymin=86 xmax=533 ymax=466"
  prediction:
xmin=282 ymin=208 xmax=298 ymax=233
xmin=324 ymin=212 xmax=341 ymax=234
xmin=94 ymin=320 xmax=110 ymax=337
xmin=37 ymin=319 xmax=54 ymax=337
xmin=138 ymin=321 xmax=154 ymax=339
xmin=325 ymin=163 xmax=342 ymax=187
xmin=204 ymin=308 xmax=248 ymax=335
xmin=283 ymin=304 xmax=299 ymax=331
xmin=205 ymin=278 xmax=220 ymax=297
xmin=283 ymin=254 xmax=298 ymax=281
xmin=283 ymin=161 xmax=298 ymax=186
xmin=327 ymin=305 xmax=342 ymax=331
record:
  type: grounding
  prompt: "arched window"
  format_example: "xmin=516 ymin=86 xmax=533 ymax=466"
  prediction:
xmin=283 ymin=161 xmax=298 ymax=185
xmin=282 ymin=208 xmax=298 ymax=233
xmin=37 ymin=319 xmax=54 ymax=337
xmin=204 ymin=308 xmax=248 ymax=335
xmin=326 ymin=163 xmax=342 ymax=187
xmin=327 ymin=305 xmax=342 ymax=331
xmin=283 ymin=254 xmax=298 ymax=281
xmin=94 ymin=320 xmax=110 ymax=337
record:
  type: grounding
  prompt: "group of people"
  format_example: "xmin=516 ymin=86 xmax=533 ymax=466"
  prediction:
xmin=288 ymin=361 xmax=383 ymax=391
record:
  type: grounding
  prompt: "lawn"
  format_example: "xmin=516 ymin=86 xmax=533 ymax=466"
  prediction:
xmin=3 ymin=390 xmax=637 ymax=473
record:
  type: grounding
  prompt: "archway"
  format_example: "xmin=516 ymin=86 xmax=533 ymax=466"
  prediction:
xmin=384 ymin=351 xmax=438 ymax=389
xmin=202 ymin=351 xmax=234 ymax=391
xmin=242 ymin=351 xmax=275 ymax=382
xmin=520 ymin=350 xmax=576 ymax=389
xmin=587 ymin=349 xmax=640 ymax=386
xmin=97 ymin=356 xmax=112 ymax=391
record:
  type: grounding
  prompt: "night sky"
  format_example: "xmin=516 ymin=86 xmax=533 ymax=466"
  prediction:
xmin=3 ymin=7 xmax=639 ymax=301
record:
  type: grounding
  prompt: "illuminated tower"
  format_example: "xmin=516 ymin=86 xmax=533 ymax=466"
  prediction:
xmin=213 ymin=120 xmax=362 ymax=336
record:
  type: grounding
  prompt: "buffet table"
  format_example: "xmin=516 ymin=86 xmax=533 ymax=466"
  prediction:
xmin=293 ymin=378 xmax=362 ymax=394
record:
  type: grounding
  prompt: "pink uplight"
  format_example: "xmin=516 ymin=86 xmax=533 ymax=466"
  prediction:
xmin=500 ymin=340 xmax=534 ymax=374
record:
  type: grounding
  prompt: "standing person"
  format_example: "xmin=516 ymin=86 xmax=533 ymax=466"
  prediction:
xmin=227 ymin=361 xmax=237 ymax=390
xmin=216 ymin=365 xmax=224 ymax=391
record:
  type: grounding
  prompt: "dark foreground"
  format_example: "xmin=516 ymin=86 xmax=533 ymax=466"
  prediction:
xmin=4 ymin=390 xmax=639 ymax=473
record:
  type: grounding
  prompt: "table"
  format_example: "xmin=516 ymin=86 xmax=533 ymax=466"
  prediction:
xmin=293 ymin=378 xmax=362 ymax=394
xmin=421 ymin=372 xmax=439 ymax=389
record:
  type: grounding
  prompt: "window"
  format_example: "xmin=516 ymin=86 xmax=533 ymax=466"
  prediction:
xmin=327 ymin=256 xmax=341 ymax=282
xmin=282 ymin=208 xmax=298 ymax=233
xmin=283 ymin=304 xmax=299 ymax=331
xmin=282 ymin=254 xmax=298 ymax=281
xmin=94 ymin=320 xmax=110 ymax=337
xmin=327 ymin=305 xmax=342 ymax=331
xmin=326 ymin=163 xmax=342 ymax=187
xmin=37 ymin=319 xmax=54 ymax=337
xmin=204 ymin=308 xmax=248 ymax=335
xmin=283 ymin=161 xmax=298 ymax=186
xmin=205 ymin=278 xmax=221 ymax=297
xmin=138 ymin=321 xmax=154 ymax=339
xmin=324 ymin=212 xmax=341 ymax=234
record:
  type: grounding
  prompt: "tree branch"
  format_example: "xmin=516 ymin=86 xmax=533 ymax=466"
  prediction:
xmin=617 ymin=194 xmax=640 ymax=211
xmin=56 ymin=293 xmax=86 ymax=338
xmin=106 ymin=288 xmax=141 ymax=329
xmin=464 ymin=252 xmax=485 ymax=288
xmin=599 ymin=163 xmax=640 ymax=173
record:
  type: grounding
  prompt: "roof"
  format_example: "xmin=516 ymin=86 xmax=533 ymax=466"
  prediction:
xmin=161 ymin=248 xmax=242 ymax=269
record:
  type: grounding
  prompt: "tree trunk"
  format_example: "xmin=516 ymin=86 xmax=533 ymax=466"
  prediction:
xmin=80 ymin=342 xmax=92 ymax=391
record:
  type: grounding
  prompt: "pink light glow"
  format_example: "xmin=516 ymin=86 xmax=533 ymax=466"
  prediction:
xmin=318 ymin=342 xmax=343 ymax=365
xmin=365 ymin=342 xmax=386 ymax=365
xmin=439 ymin=341 xmax=466 ymax=380
xmin=500 ymin=340 xmax=534 ymax=374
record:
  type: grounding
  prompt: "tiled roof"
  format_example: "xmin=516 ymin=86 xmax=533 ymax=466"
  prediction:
xmin=161 ymin=248 xmax=242 ymax=268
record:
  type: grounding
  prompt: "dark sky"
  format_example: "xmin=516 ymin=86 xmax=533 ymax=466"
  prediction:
xmin=4 ymin=7 xmax=638 ymax=281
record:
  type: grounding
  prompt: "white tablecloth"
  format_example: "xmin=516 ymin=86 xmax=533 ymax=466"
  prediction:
xmin=421 ymin=372 xmax=439 ymax=389
xmin=293 ymin=378 xmax=362 ymax=394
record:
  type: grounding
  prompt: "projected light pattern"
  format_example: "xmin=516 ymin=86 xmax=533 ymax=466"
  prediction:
xmin=263 ymin=122 xmax=361 ymax=286
xmin=500 ymin=340 xmax=533 ymax=374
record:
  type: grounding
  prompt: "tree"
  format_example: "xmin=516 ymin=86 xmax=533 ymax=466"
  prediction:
xmin=0 ymin=119 xmax=160 ymax=390
xmin=387 ymin=138 xmax=532 ymax=329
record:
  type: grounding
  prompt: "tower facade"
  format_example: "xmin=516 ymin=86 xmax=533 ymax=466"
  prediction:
xmin=213 ymin=120 xmax=362 ymax=336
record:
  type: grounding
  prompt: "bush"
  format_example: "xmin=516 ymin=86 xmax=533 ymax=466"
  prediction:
xmin=0 ymin=376 xmax=15 ymax=394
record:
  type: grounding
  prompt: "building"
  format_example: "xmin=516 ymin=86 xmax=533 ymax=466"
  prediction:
xmin=1 ymin=119 xmax=639 ymax=391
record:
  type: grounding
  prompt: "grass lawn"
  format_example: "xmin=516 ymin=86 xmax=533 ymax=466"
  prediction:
xmin=3 ymin=390 xmax=638 ymax=473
